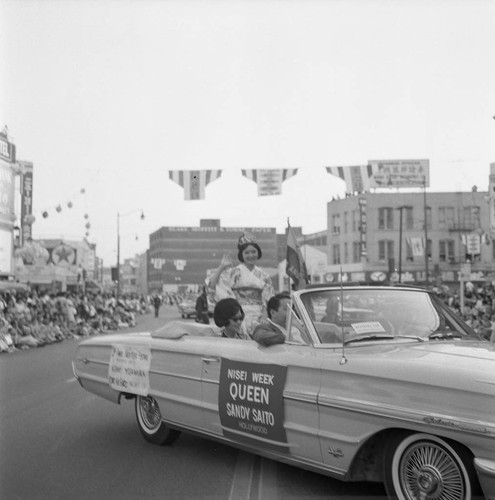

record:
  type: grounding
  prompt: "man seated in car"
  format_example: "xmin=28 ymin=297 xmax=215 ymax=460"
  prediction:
xmin=252 ymin=293 xmax=291 ymax=347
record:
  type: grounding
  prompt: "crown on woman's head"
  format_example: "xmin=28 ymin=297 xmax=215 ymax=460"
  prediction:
xmin=238 ymin=232 xmax=257 ymax=247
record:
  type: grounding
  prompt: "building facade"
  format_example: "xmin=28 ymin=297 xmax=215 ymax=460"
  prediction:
xmin=148 ymin=219 xmax=278 ymax=293
xmin=15 ymin=237 xmax=97 ymax=292
xmin=323 ymin=190 xmax=494 ymax=286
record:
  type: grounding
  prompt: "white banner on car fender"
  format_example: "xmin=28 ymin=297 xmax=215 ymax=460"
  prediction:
xmin=108 ymin=344 xmax=151 ymax=396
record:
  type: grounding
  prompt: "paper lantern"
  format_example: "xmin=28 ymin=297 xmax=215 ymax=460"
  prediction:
xmin=85 ymin=222 xmax=91 ymax=229
xmin=23 ymin=214 xmax=36 ymax=224
xmin=84 ymin=214 xmax=89 ymax=219
xmin=42 ymin=211 xmax=49 ymax=218
xmin=67 ymin=201 xmax=73 ymax=208
xmin=56 ymin=205 xmax=62 ymax=213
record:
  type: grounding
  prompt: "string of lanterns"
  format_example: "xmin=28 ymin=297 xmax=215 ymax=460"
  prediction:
xmin=26 ymin=188 xmax=92 ymax=239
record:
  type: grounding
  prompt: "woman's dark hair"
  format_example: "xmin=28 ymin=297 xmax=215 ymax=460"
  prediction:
xmin=237 ymin=243 xmax=262 ymax=263
xmin=213 ymin=298 xmax=245 ymax=327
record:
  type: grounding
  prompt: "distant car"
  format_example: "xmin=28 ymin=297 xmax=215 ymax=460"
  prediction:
xmin=73 ymin=285 xmax=495 ymax=500
xmin=177 ymin=298 xmax=196 ymax=319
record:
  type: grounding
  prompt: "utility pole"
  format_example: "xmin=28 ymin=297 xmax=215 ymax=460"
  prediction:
xmin=423 ymin=176 xmax=429 ymax=285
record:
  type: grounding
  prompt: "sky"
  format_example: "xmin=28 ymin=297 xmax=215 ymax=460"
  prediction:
xmin=1 ymin=0 xmax=494 ymax=265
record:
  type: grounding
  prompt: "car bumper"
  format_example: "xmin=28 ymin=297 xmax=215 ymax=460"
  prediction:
xmin=474 ymin=457 xmax=495 ymax=500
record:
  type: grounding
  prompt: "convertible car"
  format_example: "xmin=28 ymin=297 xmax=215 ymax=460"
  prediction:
xmin=73 ymin=285 xmax=495 ymax=500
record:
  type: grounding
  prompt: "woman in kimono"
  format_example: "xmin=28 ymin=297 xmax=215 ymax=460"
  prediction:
xmin=208 ymin=232 xmax=274 ymax=337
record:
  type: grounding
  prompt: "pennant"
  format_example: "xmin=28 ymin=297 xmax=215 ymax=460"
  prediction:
xmin=286 ymin=222 xmax=308 ymax=290
xmin=326 ymin=165 xmax=375 ymax=193
xmin=174 ymin=259 xmax=187 ymax=271
xmin=168 ymin=170 xmax=222 ymax=200
xmin=462 ymin=233 xmax=481 ymax=255
xmin=151 ymin=258 xmax=166 ymax=270
xmin=406 ymin=237 xmax=425 ymax=257
xmin=242 ymin=169 xmax=298 ymax=196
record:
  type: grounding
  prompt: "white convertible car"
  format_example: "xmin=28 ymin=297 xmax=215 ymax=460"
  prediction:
xmin=73 ymin=285 xmax=495 ymax=500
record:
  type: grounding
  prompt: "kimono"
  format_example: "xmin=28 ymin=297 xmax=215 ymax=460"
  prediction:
xmin=209 ymin=263 xmax=274 ymax=337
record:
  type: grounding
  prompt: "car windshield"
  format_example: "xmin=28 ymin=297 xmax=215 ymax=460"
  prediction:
xmin=298 ymin=288 xmax=481 ymax=344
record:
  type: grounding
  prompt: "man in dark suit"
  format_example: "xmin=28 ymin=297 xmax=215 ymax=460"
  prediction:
xmin=253 ymin=292 xmax=291 ymax=347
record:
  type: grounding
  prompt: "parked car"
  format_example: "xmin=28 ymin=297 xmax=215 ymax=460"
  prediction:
xmin=177 ymin=298 xmax=196 ymax=319
xmin=73 ymin=285 xmax=495 ymax=500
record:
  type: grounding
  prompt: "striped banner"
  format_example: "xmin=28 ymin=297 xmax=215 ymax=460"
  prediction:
xmin=168 ymin=170 xmax=222 ymax=200
xmin=241 ymin=169 xmax=298 ymax=196
xmin=326 ymin=165 xmax=375 ymax=193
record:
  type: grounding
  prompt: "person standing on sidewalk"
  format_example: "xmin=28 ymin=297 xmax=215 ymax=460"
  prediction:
xmin=195 ymin=287 xmax=210 ymax=324
xmin=153 ymin=295 xmax=162 ymax=318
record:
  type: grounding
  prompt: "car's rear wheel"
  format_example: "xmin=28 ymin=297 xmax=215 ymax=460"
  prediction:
xmin=383 ymin=432 xmax=478 ymax=500
xmin=135 ymin=395 xmax=180 ymax=445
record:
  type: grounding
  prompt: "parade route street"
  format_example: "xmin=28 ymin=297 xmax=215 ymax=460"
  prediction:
xmin=0 ymin=305 xmax=386 ymax=500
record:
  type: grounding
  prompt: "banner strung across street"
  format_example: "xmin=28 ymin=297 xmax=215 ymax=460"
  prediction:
xmin=241 ymin=169 xmax=298 ymax=196
xmin=326 ymin=165 xmax=375 ymax=193
xmin=327 ymin=160 xmax=430 ymax=192
xmin=168 ymin=163 xmax=430 ymax=200
xmin=168 ymin=170 xmax=222 ymax=200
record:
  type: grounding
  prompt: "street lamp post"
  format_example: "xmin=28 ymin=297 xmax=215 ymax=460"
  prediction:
xmin=423 ymin=176 xmax=430 ymax=285
xmin=116 ymin=209 xmax=145 ymax=302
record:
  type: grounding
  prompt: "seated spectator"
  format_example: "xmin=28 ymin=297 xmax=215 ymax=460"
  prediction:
xmin=213 ymin=298 xmax=249 ymax=340
xmin=253 ymin=293 xmax=291 ymax=347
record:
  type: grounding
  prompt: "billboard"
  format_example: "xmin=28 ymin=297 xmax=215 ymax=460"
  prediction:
xmin=489 ymin=172 xmax=495 ymax=234
xmin=368 ymin=159 xmax=430 ymax=188
xmin=0 ymin=228 xmax=13 ymax=275
xmin=19 ymin=161 xmax=34 ymax=244
xmin=0 ymin=163 xmax=15 ymax=223
xmin=0 ymin=135 xmax=15 ymax=163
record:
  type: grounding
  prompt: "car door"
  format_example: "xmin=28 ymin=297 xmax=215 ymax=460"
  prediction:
xmin=149 ymin=340 xmax=205 ymax=431
xmin=200 ymin=336 xmax=323 ymax=465
xmin=317 ymin=347 xmax=382 ymax=475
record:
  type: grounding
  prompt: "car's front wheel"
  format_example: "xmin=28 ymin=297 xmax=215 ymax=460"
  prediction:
xmin=383 ymin=432 xmax=478 ymax=500
xmin=135 ymin=395 xmax=180 ymax=445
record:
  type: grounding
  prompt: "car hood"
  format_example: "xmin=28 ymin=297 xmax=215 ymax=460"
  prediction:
xmin=331 ymin=340 xmax=495 ymax=425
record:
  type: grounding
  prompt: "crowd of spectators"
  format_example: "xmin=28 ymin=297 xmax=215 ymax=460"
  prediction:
xmin=431 ymin=281 xmax=495 ymax=341
xmin=1 ymin=282 xmax=493 ymax=353
xmin=0 ymin=290 xmax=152 ymax=354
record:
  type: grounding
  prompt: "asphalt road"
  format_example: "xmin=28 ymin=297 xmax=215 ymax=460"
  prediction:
xmin=0 ymin=305 xmax=387 ymax=500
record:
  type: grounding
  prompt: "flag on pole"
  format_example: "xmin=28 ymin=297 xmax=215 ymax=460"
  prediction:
xmin=168 ymin=170 xmax=222 ymax=200
xmin=286 ymin=221 xmax=308 ymax=290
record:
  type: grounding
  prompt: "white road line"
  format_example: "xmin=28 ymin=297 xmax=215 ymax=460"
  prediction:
xmin=229 ymin=452 xmax=256 ymax=500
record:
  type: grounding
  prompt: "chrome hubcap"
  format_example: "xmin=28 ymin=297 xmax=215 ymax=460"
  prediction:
xmin=417 ymin=466 xmax=441 ymax=495
xmin=139 ymin=396 xmax=162 ymax=430
xmin=400 ymin=442 xmax=465 ymax=499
